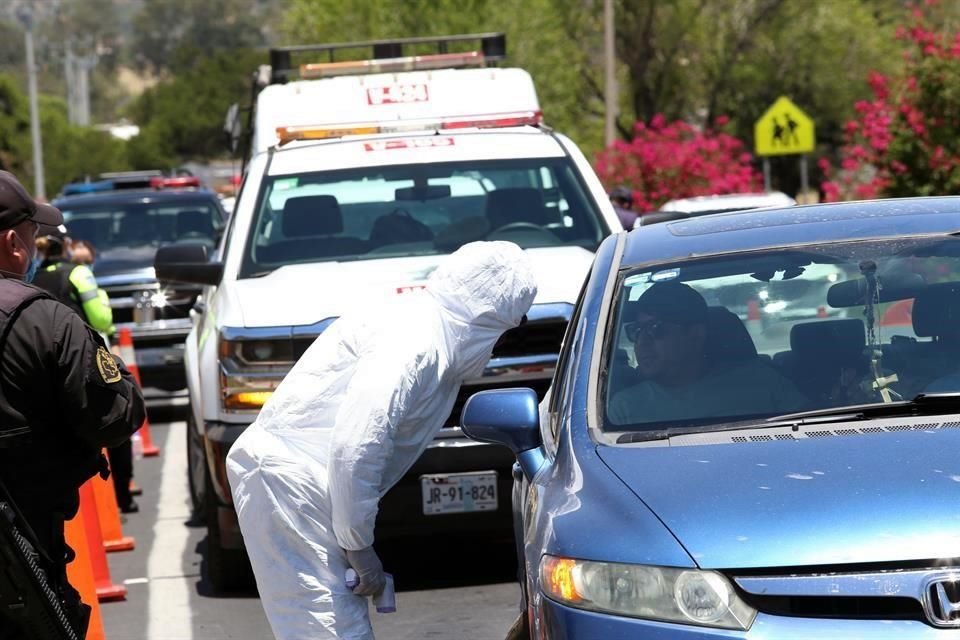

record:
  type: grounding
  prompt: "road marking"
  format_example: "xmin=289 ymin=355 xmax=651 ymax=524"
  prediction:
xmin=146 ymin=422 xmax=193 ymax=639
xmin=124 ymin=577 xmax=149 ymax=585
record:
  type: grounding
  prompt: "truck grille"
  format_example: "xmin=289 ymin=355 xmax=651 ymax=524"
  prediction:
xmin=444 ymin=377 xmax=552 ymax=429
xmin=492 ymin=319 xmax=566 ymax=358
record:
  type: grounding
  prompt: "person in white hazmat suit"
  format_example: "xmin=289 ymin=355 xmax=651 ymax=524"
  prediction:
xmin=226 ymin=240 xmax=537 ymax=640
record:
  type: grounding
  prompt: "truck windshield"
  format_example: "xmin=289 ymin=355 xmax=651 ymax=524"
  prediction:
xmin=61 ymin=199 xmax=223 ymax=251
xmin=239 ymin=157 xmax=605 ymax=276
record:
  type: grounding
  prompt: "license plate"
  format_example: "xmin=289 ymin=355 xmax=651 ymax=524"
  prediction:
xmin=420 ymin=471 xmax=497 ymax=515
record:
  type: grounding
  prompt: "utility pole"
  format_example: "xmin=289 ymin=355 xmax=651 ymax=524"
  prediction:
xmin=65 ymin=39 xmax=97 ymax=126
xmin=604 ymin=0 xmax=618 ymax=147
xmin=15 ymin=4 xmax=46 ymax=199
xmin=65 ymin=41 xmax=78 ymax=124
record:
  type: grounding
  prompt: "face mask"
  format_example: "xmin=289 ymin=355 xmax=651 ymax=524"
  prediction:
xmin=23 ymin=255 xmax=41 ymax=283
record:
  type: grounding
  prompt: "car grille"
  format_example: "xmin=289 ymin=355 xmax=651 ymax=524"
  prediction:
xmin=102 ymin=283 xmax=198 ymax=324
xmin=733 ymin=565 xmax=960 ymax=624
xmin=738 ymin=593 xmax=923 ymax=621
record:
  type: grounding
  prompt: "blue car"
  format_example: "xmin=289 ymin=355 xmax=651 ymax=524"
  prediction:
xmin=463 ymin=197 xmax=960 ymax=638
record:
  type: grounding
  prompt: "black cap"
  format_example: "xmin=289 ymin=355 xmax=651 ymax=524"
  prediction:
xmin=0 ymin=171 xmax=63 ymax=229
xmin=632 ymin=282 xmax=707 ymax=325
xmin=38 ymin=222 xmax=67 ymax=241
xmin=34 ymin=202 xmax=64 ymax=227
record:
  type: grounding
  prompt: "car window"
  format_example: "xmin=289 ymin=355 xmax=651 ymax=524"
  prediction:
xmin=61 ymin=199 xmax=224 ymax=251
xmin=602 ymin=237 xmax=960 ymax=437
xmin=239 ymin=158 xmax=605 ymax=277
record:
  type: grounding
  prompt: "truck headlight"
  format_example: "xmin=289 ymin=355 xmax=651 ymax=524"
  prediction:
xmin=218 ymin=337 xmax=296 ymax=411
xmin=540 ymin=555 xmax=756 ymax=630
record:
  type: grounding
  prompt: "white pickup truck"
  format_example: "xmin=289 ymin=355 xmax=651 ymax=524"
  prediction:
xmin=156 ymin=33 xmax=621 ymax=591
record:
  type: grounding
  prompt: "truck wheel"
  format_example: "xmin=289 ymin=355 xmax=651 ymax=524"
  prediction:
xmin=204 ymin=472 xmax=254 ymax=593
xmin=186 ymin=411 xmax=207 ymax=517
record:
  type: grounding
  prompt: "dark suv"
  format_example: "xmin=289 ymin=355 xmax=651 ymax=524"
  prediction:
xmin=52 ymin=188 xmax=227 ymax=396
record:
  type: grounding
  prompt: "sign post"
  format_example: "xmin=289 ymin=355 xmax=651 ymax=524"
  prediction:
xmin=754 ymin=96 xmax=816 ymax=195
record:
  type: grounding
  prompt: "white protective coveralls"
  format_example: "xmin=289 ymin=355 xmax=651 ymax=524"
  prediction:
xmin=226 ymin=241 xmax=537 ymax=640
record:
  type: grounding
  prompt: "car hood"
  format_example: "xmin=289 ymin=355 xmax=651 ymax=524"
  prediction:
xmin=93 ymin=246 xmax=158 ymax=278
xmin=598 ymin=427 xmax=960 ymax=569
xmin=227 ymin=246 xmax=594 ymax=328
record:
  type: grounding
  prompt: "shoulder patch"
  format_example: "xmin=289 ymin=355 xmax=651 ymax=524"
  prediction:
xmin=96 ymin=347 xmax=122 ymax=384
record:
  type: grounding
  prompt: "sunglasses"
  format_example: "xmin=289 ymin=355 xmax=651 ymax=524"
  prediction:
xmin=624 ymin=319 xmax=678 ymax=342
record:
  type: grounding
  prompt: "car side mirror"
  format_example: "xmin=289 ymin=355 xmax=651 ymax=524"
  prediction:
xmin=155 ymin=244 xmax=224 ymax=287
xmin=462 ymin=388 xmax=544 ymax=478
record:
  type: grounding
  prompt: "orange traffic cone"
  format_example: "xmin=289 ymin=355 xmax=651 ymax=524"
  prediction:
xmin=64 ymin=511 xmax=107 ymax=640
xmin=92 ymin=452 xmax=135 ymax=552
xmin=77 ymin=481 xmax=126 ymax=601
xmin=116 ymin=327 xmax=160 ymax=456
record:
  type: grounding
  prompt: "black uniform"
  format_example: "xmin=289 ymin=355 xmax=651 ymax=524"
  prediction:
xmin=0 ymin=279 xmax=144 ymax=638
xmin=33 ymin=256 xmax=138 ymax=512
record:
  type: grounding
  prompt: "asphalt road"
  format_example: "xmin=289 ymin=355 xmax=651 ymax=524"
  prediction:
xmin=99 ymin=412 xmax=521 ymax=640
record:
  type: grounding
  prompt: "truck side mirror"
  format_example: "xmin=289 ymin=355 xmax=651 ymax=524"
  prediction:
xmin=155 ymin=244 xmax=224 ymax=287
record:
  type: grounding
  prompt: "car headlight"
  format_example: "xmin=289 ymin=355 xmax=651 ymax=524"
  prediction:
xmin=540 ymin=555 xmax=756 ymax=630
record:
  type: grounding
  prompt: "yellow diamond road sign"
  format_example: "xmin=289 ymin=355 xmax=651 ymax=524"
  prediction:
xmin=754 ymin=96 xmax=815 ymax=156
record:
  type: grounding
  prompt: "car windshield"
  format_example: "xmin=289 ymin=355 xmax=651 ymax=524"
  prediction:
xmin=603 ymin=236 xmax=960 ymax=437
xmin=60 ymin=198 xmax=223 ymax=251
xmin=239 ymin=158 xmax=605 ymax=276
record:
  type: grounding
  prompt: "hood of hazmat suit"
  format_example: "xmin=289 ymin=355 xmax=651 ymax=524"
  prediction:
xmin=227 ymin=241 xmax=536 ymax=639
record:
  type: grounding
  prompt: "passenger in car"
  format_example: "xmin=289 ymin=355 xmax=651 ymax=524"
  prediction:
xmin=609 ymin=282 xmax=806 ymax=425
xmin=886 ymin=284 xmax=960 ymax=396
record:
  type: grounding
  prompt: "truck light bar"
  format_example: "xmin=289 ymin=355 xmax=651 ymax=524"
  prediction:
xmin=301 ymin=51 xmax=486 ymax=79
xmin=150 ymin=175 xmax=201 ymax=189
xmin=268 ymin=33 xmax=505 ymax=84
xmin=276 ymin=111 xmax=543 ymax=145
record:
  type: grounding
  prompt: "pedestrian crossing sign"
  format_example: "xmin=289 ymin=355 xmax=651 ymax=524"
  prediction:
xmin=754 ymin=96 xmax=815 ymax=156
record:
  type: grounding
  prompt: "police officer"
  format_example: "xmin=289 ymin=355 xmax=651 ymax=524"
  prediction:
xmin=34 ymin=223 xmax=114 ymax=338
xmin=33 ymin=220 xmax=140 ymax=513
xmin=0 ymin=171 xmax=145 ymax=639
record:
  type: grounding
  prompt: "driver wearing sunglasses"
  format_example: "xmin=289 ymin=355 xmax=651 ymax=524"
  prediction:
xmin=609 ymin=281 xmax=804 ymax=425
xmin=625 ymin=282 xmax=710 ymax=387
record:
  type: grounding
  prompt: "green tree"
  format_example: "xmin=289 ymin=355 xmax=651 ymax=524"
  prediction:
xmin=0 ymin=73 xmax=129 ymax=196
xmin=131 ymin=0 xmax=266 ymax=73
xmin=0 ymin=19 xmax=24 ymax=69
xmin=0 ymin=74 xmax=33 ymax=178
xmin=38 ymin=94 xmax=130 ymax=193
xmin=125 ymin=49 xmax=266 ymax=166
xmin=280 ymin=0 xmax=907 ymax=165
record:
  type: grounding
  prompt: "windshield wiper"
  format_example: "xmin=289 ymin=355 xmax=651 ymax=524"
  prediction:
xmin=766 ymin=392 xmax=960 ymax=424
